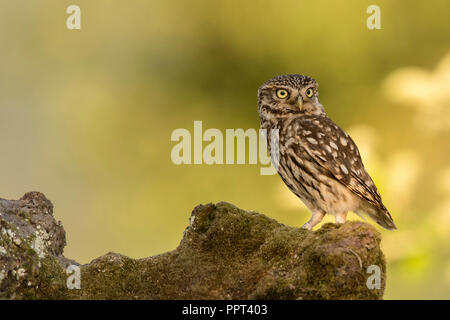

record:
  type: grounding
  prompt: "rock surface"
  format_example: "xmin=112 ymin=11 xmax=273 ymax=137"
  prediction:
xmin=0 ymin=192 xmax=386 ymax=299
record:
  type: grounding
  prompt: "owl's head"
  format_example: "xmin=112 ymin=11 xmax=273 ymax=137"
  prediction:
xmin=258 ymin=74 xmax=325 ymax=120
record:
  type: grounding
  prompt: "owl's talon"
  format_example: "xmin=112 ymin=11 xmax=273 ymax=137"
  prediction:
xmin=301 ymin=223 xmax=312 ymax=230
xmin=335 ymin=212 xmax=347 ymax=224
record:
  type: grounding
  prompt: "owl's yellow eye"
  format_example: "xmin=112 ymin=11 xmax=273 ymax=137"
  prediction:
xmin=276 ymin=89 xmax=289 ymax=99
xmin=305 ymin=88 xmax=314 ymax=98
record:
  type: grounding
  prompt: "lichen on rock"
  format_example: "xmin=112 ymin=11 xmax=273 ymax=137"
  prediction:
xmin=0 ymin=193 xmax=386 ymax=299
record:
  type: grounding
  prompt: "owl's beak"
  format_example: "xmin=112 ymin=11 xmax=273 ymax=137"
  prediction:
xmin=297 ymin=96 xmax=303 ymax=111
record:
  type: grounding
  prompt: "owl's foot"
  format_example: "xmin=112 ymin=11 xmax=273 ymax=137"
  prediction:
xmin=302 ymin=211 xmax=325 ymax=230
xmin=301 ymin=222 xmax=312 ymax=230
xmin=335 ymin=212 xmax=348 ymax=224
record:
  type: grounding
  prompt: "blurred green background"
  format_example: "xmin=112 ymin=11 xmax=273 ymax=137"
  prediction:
xmin=0 ymin=0 xmax=449 ymax=299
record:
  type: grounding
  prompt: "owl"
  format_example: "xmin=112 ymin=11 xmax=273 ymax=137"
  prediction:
xmin=257 ymin=74 xmax=396 ymax=230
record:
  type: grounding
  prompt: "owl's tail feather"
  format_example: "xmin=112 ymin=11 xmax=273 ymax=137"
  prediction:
xmin=358 ymin=206 xmax=397 ymax=230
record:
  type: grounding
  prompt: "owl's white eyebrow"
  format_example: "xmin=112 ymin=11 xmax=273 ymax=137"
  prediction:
xmin=273 ymin=86 xmax=291 ymax=90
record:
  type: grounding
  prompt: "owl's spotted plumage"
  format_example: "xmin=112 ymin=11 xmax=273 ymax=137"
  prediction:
xmin=258 ymin=74 xmax=396 ymax=230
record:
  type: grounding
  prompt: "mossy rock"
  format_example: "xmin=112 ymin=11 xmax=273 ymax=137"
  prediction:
xmin=0 ymin=194 xmax=386 ymax=299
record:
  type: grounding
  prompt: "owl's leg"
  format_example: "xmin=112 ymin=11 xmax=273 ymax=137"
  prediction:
xmin=302 ymin=211 xmax=325 ymax=230
xmin=335 ymin=212 xmax=347 ymax=224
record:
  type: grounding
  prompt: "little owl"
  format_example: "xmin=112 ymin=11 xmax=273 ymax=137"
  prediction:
xmin=258 ymin=74 xmax=396 ymax=230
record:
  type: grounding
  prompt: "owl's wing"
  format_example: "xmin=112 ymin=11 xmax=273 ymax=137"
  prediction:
xmin=287 ymin=116 xmax=385 ymax=210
